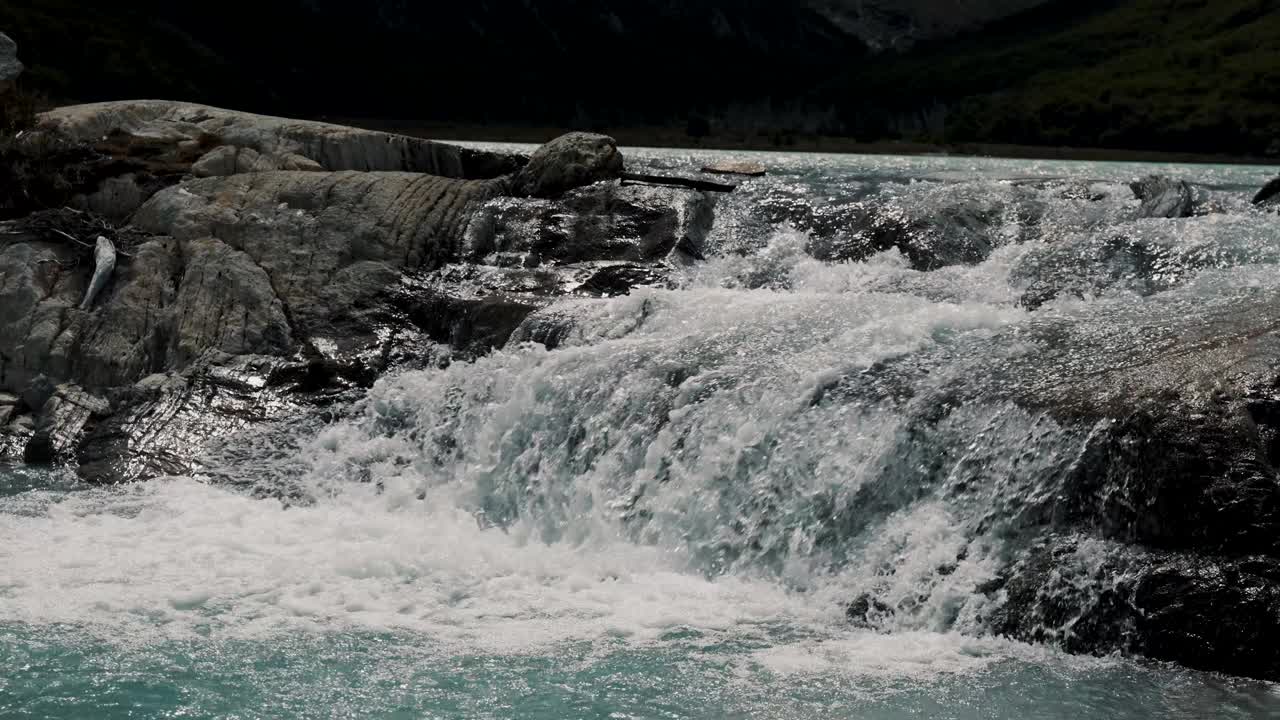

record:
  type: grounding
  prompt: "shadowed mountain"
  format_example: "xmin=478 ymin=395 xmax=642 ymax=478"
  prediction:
xmin=0 ymin=0 xmax=1275 ymax=155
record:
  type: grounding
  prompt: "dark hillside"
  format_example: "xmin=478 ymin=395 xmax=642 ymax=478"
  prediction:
xmin=1 ymin=0 xmax=1275 ymax=155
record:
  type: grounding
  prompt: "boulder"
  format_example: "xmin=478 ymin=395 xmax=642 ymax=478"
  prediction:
xmin=510 ymin=132 xmax=624 ymax=198
xmin=0 ymin=32 xmax=22 ymax=93
xmin=1254 ymin=177 xmax=1280 ymax=208
xmin=1129 ymin=175 xmax=1205 ymax=219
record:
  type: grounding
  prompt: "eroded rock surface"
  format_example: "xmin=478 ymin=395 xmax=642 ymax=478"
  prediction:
xmin=16 ymin=101 xmax=527 ymax=218
xmin=0 ymin=109 xmax=714 ymax=484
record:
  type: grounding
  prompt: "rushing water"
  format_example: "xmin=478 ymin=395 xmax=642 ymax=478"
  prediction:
xmin=4 ymin=148 xmax=1280 ymax=718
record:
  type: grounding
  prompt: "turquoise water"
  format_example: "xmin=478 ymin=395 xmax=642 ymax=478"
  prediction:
xmin=5 ymin=624 xmax=1278 ymax=719
xmin=4 ymin=149 xmax=1280 ymax=718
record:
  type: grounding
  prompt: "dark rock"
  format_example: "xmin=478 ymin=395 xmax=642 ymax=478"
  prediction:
xmin=803 ymin=201 xmax=1004 ymax=270
xmin=577 ymin=264 xmax=666 ymax=297
xmin=510 ymin=133 xmax=624 ymax=199
xmin=19 ymin=375 xmax=57 ymax=414
xmin=845 ymin=593 xmax=894 ymax=629
xmin=1254 ymin=177 xmax=1280 ymax=208
xmin=1129 ymin=175 xmax=1206 ymax=219
xmin=464 ymin=181 xmax=714 ymax=267
xmin=988 ymin=536 xmax=1280 ymax=682
xmin=76 ymin=354 xmax=353 ymax=485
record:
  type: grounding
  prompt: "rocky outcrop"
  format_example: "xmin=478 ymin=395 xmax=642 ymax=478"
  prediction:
xmin=17 ymin=101 xmax=527 ymax=218
xmin=0 ymin=32 xmax=22 ymax=94
xmin=0 ymin=108 xmax=715 ymax=483
xmin=37 ymin=101 xmax=524 ymax=178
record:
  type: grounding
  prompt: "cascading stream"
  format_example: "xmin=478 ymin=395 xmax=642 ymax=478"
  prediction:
xmin=4 ymin=149 xmax=1280 ymax=718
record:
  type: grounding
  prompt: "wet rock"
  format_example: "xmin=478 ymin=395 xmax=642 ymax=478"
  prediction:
xmin=0 ymin=32 xmax=22 ymax=93
xmin=577 ymin=263 xmax=666 ymax=297
xmin=988 ymin=536 xmax=1280 ymax=682
xmin=845 ymin=594 xmax=894 ymax=629
xmin=23 ymin=384 xmax=109 ymax=463
xmin=76 ymin=354 xmax=350 ymax=484
xmin=465 ymin=181 xmax=714 ymax=268
xmin=510 ymin=133 xmax=624 ymax=199
xmin=1254 ymin=177 xmax=1280 ymax=208
xmin=801 ymin=201 xmax=1006 ymax=271
xmin=1130 ymin=175 xmax=1206 ymax=219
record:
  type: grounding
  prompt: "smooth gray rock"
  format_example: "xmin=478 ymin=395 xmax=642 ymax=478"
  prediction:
xmin=132 ymin=170 xmax=505 ymax=353
xmin=38 ymin=101 xmax=524 ymax=177
xmin=0 ymin=32 xmax=23 ymax=92
xmin=510 ymin=132 xmax=624 ymax=198
xmin=29 ymin=100 xmax=526 ymax=217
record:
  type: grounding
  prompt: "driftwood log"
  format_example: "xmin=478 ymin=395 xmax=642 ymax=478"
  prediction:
xmin=620 ymin=172 xmax=736 ymax=193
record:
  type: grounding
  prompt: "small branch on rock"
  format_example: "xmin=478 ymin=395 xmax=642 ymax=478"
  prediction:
xmin=51 ymin=227 xmax=95 ymax=249
xmin=620 ymin=172 xmax=736 ymax=193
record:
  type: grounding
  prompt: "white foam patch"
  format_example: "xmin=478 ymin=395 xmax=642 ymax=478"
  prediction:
xmin=0 ymin=478 xmax=835 ymax=652
xmin=750 ymin=630 xmax=1116 ymax=681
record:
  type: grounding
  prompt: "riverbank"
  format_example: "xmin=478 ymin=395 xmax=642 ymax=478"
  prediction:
xmin=331 ymin=119 xmax=1280 ymax=166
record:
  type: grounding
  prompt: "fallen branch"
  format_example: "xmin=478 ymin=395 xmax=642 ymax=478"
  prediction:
xmin=620 ymin=172 xmax=736 ymax=193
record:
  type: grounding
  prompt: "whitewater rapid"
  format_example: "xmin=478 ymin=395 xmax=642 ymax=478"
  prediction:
xmin=5 ymin=149 xmax=1280 ymax=718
